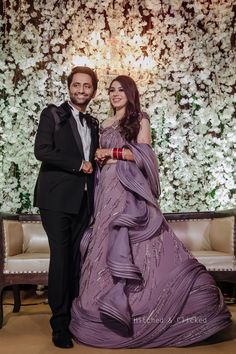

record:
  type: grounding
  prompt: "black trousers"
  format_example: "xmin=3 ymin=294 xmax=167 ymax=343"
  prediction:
xmin=40 ymin=193 xmax=90 ymax=332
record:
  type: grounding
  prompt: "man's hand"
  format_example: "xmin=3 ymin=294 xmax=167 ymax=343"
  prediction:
xmin=82 ymin=161 xmax=93 ymax=174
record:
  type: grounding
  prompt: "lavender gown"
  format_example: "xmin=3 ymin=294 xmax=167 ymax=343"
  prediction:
xmin=70 ymin=117 xmax=232 ymax=348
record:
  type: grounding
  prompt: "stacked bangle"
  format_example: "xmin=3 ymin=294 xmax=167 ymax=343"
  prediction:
xmin=112 ymin=148 xmax=125 ymax=160
xmin=118 ymin=148 xmax=123 ymax=159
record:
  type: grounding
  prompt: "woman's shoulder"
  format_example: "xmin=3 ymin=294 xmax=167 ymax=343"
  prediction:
xmin=138 ymin=111 xmax=150 ymax=122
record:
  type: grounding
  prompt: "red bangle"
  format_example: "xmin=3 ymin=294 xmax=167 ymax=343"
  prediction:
xmin=113 ymin=148 xmax=118 ymax=159
xmin=112 ymin=147 xmax=125 ymax=160
xmin=118 ymin=148 xmax=123 ymax=160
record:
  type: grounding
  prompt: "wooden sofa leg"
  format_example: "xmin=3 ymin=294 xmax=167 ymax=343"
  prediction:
xmin=12 ymin=285 xmax=21 ymax=313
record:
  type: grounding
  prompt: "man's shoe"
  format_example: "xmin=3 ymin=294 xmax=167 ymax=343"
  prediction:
xmin=52 ymin=330 xmax=73 ymax=349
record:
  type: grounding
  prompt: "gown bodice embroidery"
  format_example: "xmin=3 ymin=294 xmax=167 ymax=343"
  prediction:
xmin=99 ymin=123 xmax=127 ymax=149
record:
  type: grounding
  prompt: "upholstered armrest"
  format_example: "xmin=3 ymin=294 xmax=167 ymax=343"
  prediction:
xmin=0 ymin=215 xmax=50 ymax=275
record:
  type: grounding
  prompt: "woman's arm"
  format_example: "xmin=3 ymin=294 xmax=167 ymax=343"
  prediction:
xmin=95 ymin=116 xmax=151 ymax=163
xmin=137 ymin=117 xmax=152 ymax=145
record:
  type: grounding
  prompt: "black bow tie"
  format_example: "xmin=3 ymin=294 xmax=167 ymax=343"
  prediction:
xmin=78 ymin=111 xmax=87 ymax=126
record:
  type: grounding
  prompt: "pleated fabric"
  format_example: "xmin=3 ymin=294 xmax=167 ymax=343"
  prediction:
xmin=70 ymin=120 xmax=232 ymax=348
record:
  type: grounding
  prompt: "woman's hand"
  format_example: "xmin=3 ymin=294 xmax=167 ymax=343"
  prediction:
xmin=95 ymin=148 xmax=112 ymax=165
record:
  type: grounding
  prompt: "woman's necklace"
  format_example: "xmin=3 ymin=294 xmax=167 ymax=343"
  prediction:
xmin=102 ymin=115 xmax=120 ymax=128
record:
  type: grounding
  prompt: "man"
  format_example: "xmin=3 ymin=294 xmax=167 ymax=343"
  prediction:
xmin=34 ymin=66 xmax=99 ymax=349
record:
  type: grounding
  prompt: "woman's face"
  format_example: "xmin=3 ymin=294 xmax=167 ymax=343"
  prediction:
xmin=109 ymin=80 xmax=128 ymax=112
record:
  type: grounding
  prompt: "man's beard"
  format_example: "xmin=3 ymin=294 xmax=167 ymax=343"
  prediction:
xmin=70 ymin=95 xmax=91 ymax=108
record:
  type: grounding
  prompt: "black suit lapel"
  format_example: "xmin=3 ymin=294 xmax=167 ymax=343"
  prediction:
xmin=58 ymin=102 xmax=99 ymax=161
xmin=59 ymin=102 xmax=85 ymax=159
xmin=89 ymin=124 xmax=96 ymax=161
xmin=69 ymin=117 xmax=85 ymax=159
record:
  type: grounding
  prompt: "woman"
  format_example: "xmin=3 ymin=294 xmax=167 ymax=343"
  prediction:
xmin=69 ymin=75 xmax=232 ymax=348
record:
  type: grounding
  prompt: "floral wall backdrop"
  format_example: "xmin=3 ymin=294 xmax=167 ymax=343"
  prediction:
xmin=0 ymin=0 xmax=235 ymax=213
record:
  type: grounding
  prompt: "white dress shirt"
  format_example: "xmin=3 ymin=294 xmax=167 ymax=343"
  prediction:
xmin=68 ymin=102 xmax=91 ymax=168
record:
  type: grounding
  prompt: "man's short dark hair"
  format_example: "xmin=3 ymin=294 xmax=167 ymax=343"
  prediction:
xmin=67 ymin=66 xmax=98 ymax=91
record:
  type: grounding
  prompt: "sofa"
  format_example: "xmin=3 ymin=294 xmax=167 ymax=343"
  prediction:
xmin=0 ymin=213 xmax=48 ymax=327
xmin=0 ymin=209 xmax=235 ymax=327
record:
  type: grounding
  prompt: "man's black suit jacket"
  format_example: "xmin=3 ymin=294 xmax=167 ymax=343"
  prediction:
xmin=34 ymin=101 xmax=99 ymax=214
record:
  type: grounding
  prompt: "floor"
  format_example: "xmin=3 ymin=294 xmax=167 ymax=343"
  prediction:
xmin=0 ymin=285 xmax=235 ymax=354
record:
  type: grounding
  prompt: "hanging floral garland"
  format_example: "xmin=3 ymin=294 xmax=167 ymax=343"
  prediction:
xmin=0 ymin=0 xmax=235 ymax=212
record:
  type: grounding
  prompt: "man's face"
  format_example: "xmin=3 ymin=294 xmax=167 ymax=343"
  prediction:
xmin=69 ymin=73 xmax=96 ymax=110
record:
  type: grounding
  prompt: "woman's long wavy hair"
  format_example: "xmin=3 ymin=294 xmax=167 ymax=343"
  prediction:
xmin=109 ymin=75 xmax=141 ymax=141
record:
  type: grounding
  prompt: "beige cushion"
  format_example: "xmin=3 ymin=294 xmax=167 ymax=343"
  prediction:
xmin=209 ymin=216 xmax=235 ymax=254
xmin=192 ymin=250 xmax=236 ymax=271
xmin=3 ymin=220 xmax=23 ymax=256
xmin=4 ymin=253 xmax=49 ymax=273
xmin=22 ymin=223 xmax=49 ymax=253
xmin=169 ymin=220 xmax=211 ymax=251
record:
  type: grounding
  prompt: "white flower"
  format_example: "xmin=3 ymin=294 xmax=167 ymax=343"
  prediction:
xmin=0 ymin=0 xmax=235 ymax=213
